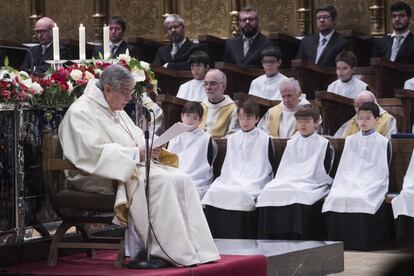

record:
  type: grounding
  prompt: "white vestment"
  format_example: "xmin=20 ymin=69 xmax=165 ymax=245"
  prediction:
xmin=256 ymin=132 xmax=333 ymax=207
xmin=322 ymin=131 xmax=389 ymax=214
xmin=202 ymin=128 xmax=273 ymax=211
xmin=327 ymin=76 xmax=368 ymax=99
xmin=201 ymin=95 xmax=240 ymax=137
xmin=167 ymin=128 xmax=213 ymax=199
xmin=258 ymin=99 xmax=310 ymax=138
xmin=404 ymin=77 xmax=414 ymax=90
xmin=248 ymin=73 xmax=288 ymax=100
xmin=392 ymin=150 xmax=414 ymax=219
xmin=176 ymin=79 xmax=206 ymax=102
xmin=58 ymin=79 xmax=219 ymax=266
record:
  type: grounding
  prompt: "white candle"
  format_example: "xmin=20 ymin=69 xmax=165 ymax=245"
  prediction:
xmin=52 ymin=23 xmax=60 ymax=61
xmin=103 ymin=25 xmax=110 ymax=59
xmin=79 ymin=24 xmax=86 ymax=60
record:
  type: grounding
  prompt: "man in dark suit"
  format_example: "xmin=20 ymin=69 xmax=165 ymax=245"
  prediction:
xmin=296 ymin=5 xmax=347 ymax=67
xmin=372 ymin=1 xmax=414 ymax=64
xmin=153 ymin=14 xmax=201 ymax=70
xmin=20 ymin=17 xmax=69 ymax=76
xmin=222 ymin=6 xmax=272 ymax=69
xmin=92 ymin=16 xmax=134 ymax=59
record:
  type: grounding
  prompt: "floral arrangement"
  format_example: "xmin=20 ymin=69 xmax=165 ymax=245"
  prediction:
xmin=0 ymin=61 xmax=43 ymax=106
xmin=0 ymin=52 xmax=157 ymax=108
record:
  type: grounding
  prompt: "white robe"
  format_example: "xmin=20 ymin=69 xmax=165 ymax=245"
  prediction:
xmin=404 ymin=77 xmax=414 ymax=90
xmin=176 ymin=79 xmax=206 ymax=102
xmin=202 ymin=128 xmax=273 ymax=211
xmin=258 ymin=99 xmax=310 ymax=138
xmin=322 ymin=131 xmax=389 ymax=214
xmin=392 ymin=150 xmax=414 ymax=219
xmin=327 ymin=76 xmax=368 ymax=99
xmin=58 ymin=79 xmax=219 ymax=266
xmin=167 ymin=128 xmax=213 ymax=199
xmin=256 ymin=132 xmax=333 ymax=207
xmin=248 ymin=73 xmax=288 ymax=100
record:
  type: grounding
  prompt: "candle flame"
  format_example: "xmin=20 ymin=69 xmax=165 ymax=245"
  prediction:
xmin=54 ymin=23 xmax=57 ymax=27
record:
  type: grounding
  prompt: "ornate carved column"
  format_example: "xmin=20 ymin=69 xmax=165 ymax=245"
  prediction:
xmin=29 ymin=0 xmax=44 ymax=41
xmin=296 ymin=0 xmax=312 ymax=36
xmin=369 ymin=0 xmax=385 ymax=36
xmin=92 ymin=0 xmax=108 ymax=42
xmin=162 ymin=0 xmax=178 ymax=18
xmin=229 ymin=0 xmax=241 ymax=37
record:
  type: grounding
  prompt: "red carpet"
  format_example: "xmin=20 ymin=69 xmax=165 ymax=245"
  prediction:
xmin=2 ymin=250 xmax=267 ymax=276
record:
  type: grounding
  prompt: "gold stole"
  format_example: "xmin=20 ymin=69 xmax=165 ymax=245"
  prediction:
xmin=268 ymin=104 xmax=282 ymax=137
xmin=200 ymin=103 xmax=236 ymax=138
xmin=344 ymin=112 xmax=392 ymax=137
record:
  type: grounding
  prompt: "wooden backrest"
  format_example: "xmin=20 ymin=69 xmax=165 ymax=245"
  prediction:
xmin=233 ymin=93 xmax=279 ymax=118
xmin=268 ymin=32 xmax=300 ymax=68
xmin=150 ymin=64 xmax=193 ymax=96
xmin=197 ymin=34 xmax=225 ymax=66
xmin=128 ymin=36 xmax=167 ymax=63
xmin=156 ymin=94 xmax=188 ymax=130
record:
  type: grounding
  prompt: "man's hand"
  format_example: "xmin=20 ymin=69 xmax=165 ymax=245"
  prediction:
xmin=139 ymin=146 xmax=163 ymax=160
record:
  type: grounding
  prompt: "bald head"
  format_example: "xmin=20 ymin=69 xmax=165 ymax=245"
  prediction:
xmin=34 ymin=17 xmax=55 ymax=45
xmin=354 ymin=90 xmax=377 ymax=112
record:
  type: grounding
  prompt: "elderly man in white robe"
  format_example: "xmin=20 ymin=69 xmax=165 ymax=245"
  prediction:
xmin=391 ymin=149 xmax=414 ymax=244
xmin=200 ymin=69 xmax=239 ymax=138
xmin=258 ymin=78 xmax=310 ymax=138
xmin=334 ymin=90 xmax=397 ymax=138
xmin=202 ymin=100 xmax=273 ymax=239
xmin=58 ymin=64 xmax=219 ymax=266
xmin=323 ymin=102 xmax=394 ymax=250
xmin=256 ymin=104 xmax=333 ymax=240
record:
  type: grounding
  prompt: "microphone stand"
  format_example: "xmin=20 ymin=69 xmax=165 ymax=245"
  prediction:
xmin=127 ymin=91 xmax=169 ymax=269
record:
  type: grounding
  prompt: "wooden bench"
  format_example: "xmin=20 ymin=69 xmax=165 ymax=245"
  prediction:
xmin=128 ymin=36 xmax=167 ymax=63
xmin=150 ymin=64 xmax=193 ymax=96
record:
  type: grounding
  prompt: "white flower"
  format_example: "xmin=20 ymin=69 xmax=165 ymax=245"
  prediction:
xmin=84 ymin=71 xmax=95 ymax=80
xmin=94 ymin=68 xmax=102 ymax=76
xmin=29 ymin=82 xmax=43 ymax=95
xmin=20 ymin=78 xmax=33 ymax=88
xmin=19 ymin=71 xmax=30 ymax=79
xmin=67 ymin=81 xmax=73 ymax=93
xmin=132 ymin=68 xmax=145 ymax=82
xmin=70 ymin=69 xmax=83 ymax=81
xmin=118 ymin=54 xmax=131 ymax=63
xmin=140 ymin=61 xmax=150 ymax=71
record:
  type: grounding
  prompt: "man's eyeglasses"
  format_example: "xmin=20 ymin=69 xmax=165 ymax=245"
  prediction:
xmin=34 ymin=28 xmax=52 ymax=35
xmin=316 ymin=15 xmax=331 ymax=21
xmin=240 ymin=17 xmax=257 ymax=23
xmin=204 ymin=81 xmax=223 ymax=87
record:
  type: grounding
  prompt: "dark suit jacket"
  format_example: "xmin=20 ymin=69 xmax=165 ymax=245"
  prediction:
xmin=372 ymin=32 xmax=414 ymax=64
xmin=222 ymin=32 xmax=272 ymax=68
xmin=296 ymin=31 xmax=348 ymax=67
xmin=153 ymin=39 xmax=202 ymax=70
xmin=92 ymin=40 xmax=135 ymax=59
xmin=20 ymin=44 xmax=69 ymax=76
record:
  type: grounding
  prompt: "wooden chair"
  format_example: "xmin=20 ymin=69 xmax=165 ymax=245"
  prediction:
xmin=42 ymin=129 xmax=124 ymax=268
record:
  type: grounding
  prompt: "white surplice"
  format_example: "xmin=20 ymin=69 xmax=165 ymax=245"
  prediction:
xmin=392 ymin=150 xmax=414 ymax=219
xmin=176 ymin=79 xmax=206 ymax=102
xmin=248 ymin=73 xmax=288 ymax=100
xmin=58 ymin=79 xmax=219 ymax=266
xmin=327 ymin=76 xmax=368 ymax=99
xmin=404 ymin=77 xmax=414 ymax=90
xmin=322 ymin=131 xmax=389 ymax=214
xmin=258 ymin=99 xmax=310 ymax=138
xmin=256 ymin=132 xmax=333 ymax=207
xmin=167 ymin=127 xmax=213 ymax=199
xmin=202 ymin=128 xmax=273 ymax=211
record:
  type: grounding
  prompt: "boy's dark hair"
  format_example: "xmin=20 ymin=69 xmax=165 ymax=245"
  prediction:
xmin=390 ymin=1 xmax=412 ymax=17
xmin=315 ymin=5 xmax=337 ymax=21
xmin=358 ymin=102 xmax=380 ymax=118
xmin=237 ymin=99 xmax=260 ymax=118
xmin=188 ymin=50 xmax=210 ymax=67
xmin=109 ymin=16 xmax=127 ymax=32
xmin=260 ymin=46 xmax=282 ymax=61
xmin=294 ymin=104 xmax=320 ymax=122
xmin=182 ymin=101 xmax=204 ymax=118
xmin=335 ymin=51 xmax=358 ymax=68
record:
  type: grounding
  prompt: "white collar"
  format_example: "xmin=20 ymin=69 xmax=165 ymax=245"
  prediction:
xmin=391 ymin=30 xmax=410 ymax=38
xmin=319 ymin=30 xmax=335 ymax=43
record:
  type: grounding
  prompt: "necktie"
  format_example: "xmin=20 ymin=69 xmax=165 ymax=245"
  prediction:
xmin=243 ymin=38 xmax=252 ymax=57
xmin=41 ymin=46 xmax=47 ymax=55
xmin=390 ymin=35 xmax=403 ymax=62
xmin=110 ymin=45 xmax=118 ymax=55
xmin=315 ymin=37 xmax=328 ymax=63
xmin=171 ymin=43 xmax=178 ymax=59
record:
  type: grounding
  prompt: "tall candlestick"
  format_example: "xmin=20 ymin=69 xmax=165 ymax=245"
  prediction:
xmin=52 ymin=23 xmax=60 ymax=61
xmin=79 ymin=23 xmax=86 ymax=60
xmin=103 ymin=25 xmax=110 ymax=59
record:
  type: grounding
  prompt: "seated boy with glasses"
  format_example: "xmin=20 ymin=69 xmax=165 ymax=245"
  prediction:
xmin=248 ymin=46 xmax=288 ymax=100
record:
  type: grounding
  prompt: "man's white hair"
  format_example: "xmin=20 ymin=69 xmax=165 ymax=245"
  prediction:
xmin=280 ymin=78 xmax=301 ymax=94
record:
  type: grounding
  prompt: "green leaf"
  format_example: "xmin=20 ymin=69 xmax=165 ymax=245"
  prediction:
xmin=4 ymin=56 xmax=9 ymax=66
